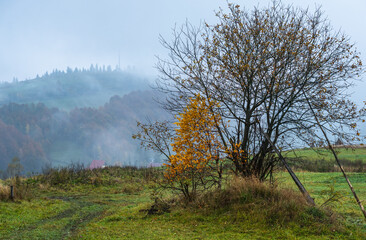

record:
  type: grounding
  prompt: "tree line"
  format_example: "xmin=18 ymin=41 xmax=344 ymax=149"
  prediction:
xmin=0 ymin=67 xmax=149 ymax=110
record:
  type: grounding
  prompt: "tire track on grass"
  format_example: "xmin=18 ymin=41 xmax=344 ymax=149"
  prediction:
xmin=8 ymin=196 xmax=105 ymax=240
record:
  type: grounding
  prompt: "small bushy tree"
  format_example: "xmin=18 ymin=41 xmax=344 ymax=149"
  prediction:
xmin=134 ymin=95 xmax=224 ymax=200
xmin=164 ymin=94 xmax=223 ymax=200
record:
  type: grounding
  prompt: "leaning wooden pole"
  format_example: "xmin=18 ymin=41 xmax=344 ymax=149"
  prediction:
xmin=257 ymin=119 xmax=315 ymax=206
xmin=303 ymin=92 xmax=366 ymax=220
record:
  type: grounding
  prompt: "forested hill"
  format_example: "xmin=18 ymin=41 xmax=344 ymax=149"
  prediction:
xmin=0 ymin=90 xmax=170 ymax=175
xmin=0 ymin=66 xmax=171 ymax=176
xmin=0 ymin=65 xmax=149 ymax=110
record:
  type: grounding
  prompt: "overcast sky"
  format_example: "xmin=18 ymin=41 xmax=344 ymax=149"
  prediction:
xmin=0 ymin=0 xmax=365 ymax=102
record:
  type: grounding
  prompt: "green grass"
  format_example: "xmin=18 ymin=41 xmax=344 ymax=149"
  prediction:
xmin=285 ymin=147 xmax=366 ymax=162
xmin=0 ymin=198 xmax=72 ymax=239
xmin=283 ymin=147 xmax=366 ymax=172
xmin=0 ymin=167 xmax=365 ymax=239
xmin=277 ymin=171 xmax=366 ymax=226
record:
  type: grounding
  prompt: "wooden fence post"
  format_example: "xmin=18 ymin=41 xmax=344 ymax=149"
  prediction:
xmin=10 ymin=185 xmax=14 ymax=201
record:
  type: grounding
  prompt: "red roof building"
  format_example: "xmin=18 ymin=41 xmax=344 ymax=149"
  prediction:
xmin=89 ymin=160 xmax=105 ymax=170
xmin=147 ymin=162 xmax=163 ymax=168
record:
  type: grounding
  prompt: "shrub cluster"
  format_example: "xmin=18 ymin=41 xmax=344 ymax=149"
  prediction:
xmin=171 ymin=177 xmax=341 ymax=228
xmin=1 ymin=165 xmax=164 ymax=201
xmin=35 ymin=165 xmax=163 ymax=188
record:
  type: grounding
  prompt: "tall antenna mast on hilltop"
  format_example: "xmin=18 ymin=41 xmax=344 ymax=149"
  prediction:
xmin=118 ymin=51 xmax=121 ymax=70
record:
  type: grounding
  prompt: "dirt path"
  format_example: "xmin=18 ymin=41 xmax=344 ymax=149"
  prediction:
xmin=9 ymin=196 xmax=106 ymax=240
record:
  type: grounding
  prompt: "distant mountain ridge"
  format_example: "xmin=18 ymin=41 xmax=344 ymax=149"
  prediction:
xmin=0 ymin=66 xmax=150 ymax=110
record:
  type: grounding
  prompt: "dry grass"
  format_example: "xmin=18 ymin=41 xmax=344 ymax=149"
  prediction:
xmin=0 ymin=182 xmax=10 ymax=201
xmin=200 ymin=177 xmax=307 ymax=207
xmin=188 ymin=177 xmax=341 ymax=227
xmin=37 ymin=165 xmax=163 ymax=188
xmin=0 ymin=177 xmax=33 ymax=201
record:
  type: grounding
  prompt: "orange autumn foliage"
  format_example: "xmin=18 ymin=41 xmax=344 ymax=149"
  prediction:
xmin=164 ymin=94 xmax=223 ymax=182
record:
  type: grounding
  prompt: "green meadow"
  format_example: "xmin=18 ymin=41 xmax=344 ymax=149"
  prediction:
xmin=285 ymin=147 xmax=366 ymax=163
xmin=1 ymin=161 xmax=366 ymax=239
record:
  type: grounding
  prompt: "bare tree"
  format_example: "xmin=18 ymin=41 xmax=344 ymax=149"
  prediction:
xmin=133 ymin=120 xmax=174 ymax=161
xmin=155 ymin=1 xmax=364 ymax=180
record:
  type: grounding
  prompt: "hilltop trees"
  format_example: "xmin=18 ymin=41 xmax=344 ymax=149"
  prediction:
xmin=0 ymin=66 xmax=149 ymax=110
xmin=147 ymin=1 xmax=365 ymax=182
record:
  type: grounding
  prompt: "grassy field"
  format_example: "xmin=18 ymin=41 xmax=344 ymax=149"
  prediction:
xmin=277 ymin=171 xmax=366 ymax=225
xmin=0 ymin=167 xmax=366 ymax=239
xmin=285 ymin=147 xmax=366 ymax=162
xmin=283 ymin=147 xmax=366 ymax=172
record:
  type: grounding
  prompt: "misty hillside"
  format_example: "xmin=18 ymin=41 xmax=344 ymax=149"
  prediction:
xmin=0 ymin=67 xmax=170 ymax=175
xmin=0 ymin=65 xmax=149 ymax=110
xmin=0 ymin=90 xmax=170 ymax=175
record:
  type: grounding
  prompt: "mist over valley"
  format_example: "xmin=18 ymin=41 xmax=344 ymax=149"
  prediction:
xmin=0 ymin=66 xmax=170 ymax=176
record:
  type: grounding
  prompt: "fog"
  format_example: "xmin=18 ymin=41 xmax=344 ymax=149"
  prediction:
xmin=1 ymin=1 xmax=365 ymax=85
xmin=0 ymin=0 xmax=366 ymax=174
xmin=1 ymin=0 xmax=365 ymax=103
